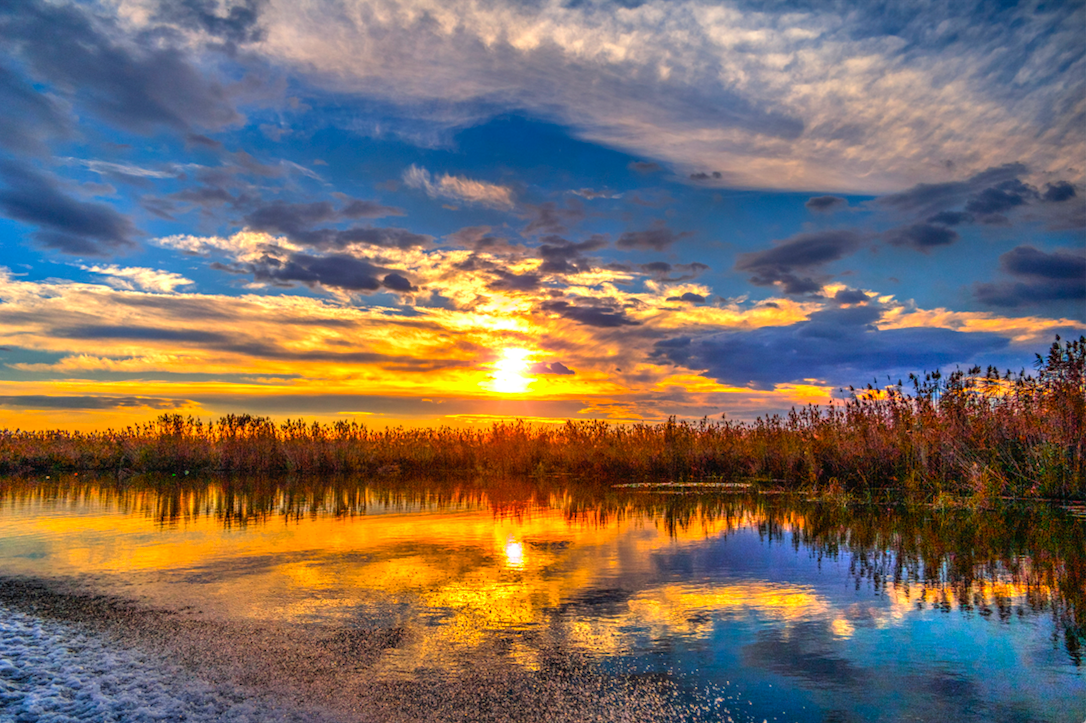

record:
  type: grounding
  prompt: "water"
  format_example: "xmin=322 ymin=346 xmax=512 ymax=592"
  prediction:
xmin=0 ymin=476 xmax=1082 ymax=722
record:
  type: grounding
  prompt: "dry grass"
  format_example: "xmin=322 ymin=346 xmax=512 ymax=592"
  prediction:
xmin=2 ymin=336 xmax=1083 ymax=499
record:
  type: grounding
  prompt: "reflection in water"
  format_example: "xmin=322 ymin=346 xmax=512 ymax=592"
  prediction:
xmin=0 ymin=475 xmax=1082 ymax=722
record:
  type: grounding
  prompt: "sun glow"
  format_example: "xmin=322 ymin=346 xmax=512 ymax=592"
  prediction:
xmin=490 ymin=348 xmax=533 ymax=394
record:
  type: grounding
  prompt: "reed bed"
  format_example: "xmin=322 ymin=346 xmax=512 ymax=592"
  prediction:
xmin=2 ymin=336 xmax=1083 ymax=499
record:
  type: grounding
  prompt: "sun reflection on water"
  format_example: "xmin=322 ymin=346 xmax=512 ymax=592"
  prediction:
xmin=0 ymin=478 xmax=1081 ymax=721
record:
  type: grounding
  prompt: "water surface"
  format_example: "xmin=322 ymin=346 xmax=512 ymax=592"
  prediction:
xmin=0 ymin=477 xmax=1082 ymax=722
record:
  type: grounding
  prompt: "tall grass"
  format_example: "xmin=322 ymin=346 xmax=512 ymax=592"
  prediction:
xmin=2 ymin=336 xmax=1083 ymax=499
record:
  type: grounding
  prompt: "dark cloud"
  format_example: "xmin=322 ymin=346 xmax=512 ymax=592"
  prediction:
xmin=689 ymin=171 xmax=722 ymax=181
xmin=665 ymin=292 xmax=705 ymax=303
xmin=1 ymin=0 xmax=241 ymax=134
xmin=381 ymin=272 xmax=417 ymax=292
xmin=639 ymin=261 xmax=710 ymax=282
xmin=539 ymin=300 xmax=640 ymax=328
xmin=170 ymin=185 xmax=236 ymax=207
xmin=1043 ymin=181 xmax=1077 ymax=203
xmin=522 ymin=200 xmax=585 ymax=235
xmin=805 ymin=195 xmax=847 ymax=213
xmin=628 ymin=161 xmax=661 ymax=174
xmin=339 ymin=198 xmax=404 ymax=218
xmin=252 ymin=252 xmax=410 ymax=293
xmin=0 ymin=161 xmax=138 ymax=255
xmin=488 ymin=269 xmax=542 ymax=292
xmin=537 ymin=234 xmax=608 ymax=274
xmin=878 ymin=164 xmax=1057 ymax=228
xmin=616 ymin=223 xmax=692 ymax=251
xmin=1001 ymin=245 xmax=1086 ymax=280
xmin=641 ymin=261 xmax=672 ymax=274
xmin=925 ymin=210 xmax=973 ymax=226
xmin=330 ymin=227 xmax=431 ymax=249
xmin=963 ymin=178 xmax=1037 ymax=218
xmin=528 ymin=361 xmax=575 ymax=375
xmin=833 ymin=288 xmax=871 ymax=304
xmin=244 ymin=201 xmax=430 ymax=249
xmin=734 ymin=230 xmax=863 ymax=294
xmin=885 ymin=223 xmax=959 ymax=251
xmin=246 ymin=201 xmax=337 ymax=234
xmin=878 ymin=164 xmax=1028 ymax=217
xmin=444 ymin=225 xmax=518 ymax=254
xmin=974 ymin=246 xmax=1086 ymax=309
xmin=56 ymin=325 xmax=227 ymax=343
xmin=0 ymin=395 xmax=183 ymax=410
xmin=0 ymin=62 xmax=70 ymax=154
xmin=653 ymin=309 xmax=1008 ymax=389
xmin=186 ymin=133 xmax=222 ymax=149
xmin=141 ymin=197 xmax=178 ymax=220
xmin=154 ymin=0 xmax=266 ymax=46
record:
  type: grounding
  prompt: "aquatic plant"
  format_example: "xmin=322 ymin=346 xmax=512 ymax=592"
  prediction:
xmin=1 ymin=336 xmax=1082 ymax=499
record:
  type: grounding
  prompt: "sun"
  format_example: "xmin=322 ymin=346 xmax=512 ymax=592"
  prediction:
xmin=491 ymin=348 xmax=533 ymax=394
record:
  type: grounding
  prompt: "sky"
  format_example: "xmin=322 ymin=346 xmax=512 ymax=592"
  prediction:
xmin=0 ymin=0 xmax=1083 ymax=430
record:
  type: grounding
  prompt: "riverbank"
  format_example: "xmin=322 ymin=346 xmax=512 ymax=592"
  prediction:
xmin=2 ymin=337 xmax=1083 ymax=500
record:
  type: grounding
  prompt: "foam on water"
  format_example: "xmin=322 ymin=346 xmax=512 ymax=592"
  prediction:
xmin=0 ymin=604 xmax=322 ymax=723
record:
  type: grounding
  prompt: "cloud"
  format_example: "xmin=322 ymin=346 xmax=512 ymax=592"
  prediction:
xmin=338 ymin=197 xmax=405 ymax=218
xmin=666 ymin=292 xmax=705 ymax=303
xmin=0 ymin=161 xmax=138 ymax=255
xmin=876 ymin=164 xmax=1067 ymax=226
xmin=925 ymin=211 xmax=973 ymax=226
xmin=805 ymin=196 xmax=847 ymax=213
xmin=381 ymin=272 xmax=417 ymax=292
xmin=0 ymin=395 xmax=184 ymax=410
xmin=539 ymin=300 xmax=640 ymax=328
xmin=403 ymin=165 xmax=514 ymax=209
xmin=0 ymin=62 xmax=70 ymax=154
xmin=878 ymin=164 xmax=1028 ymax=217
xmin=56 ymin=325 xmax=229 ymax=343
xmin=833 ymin=288 xmax=872 ymax=305
xmin=528 ymin=361 xmax=575 ymax=375
xmin=570 ymin=188 xmax=622 ymax=200
xmin=244 ymin=200 xmax=429 ymax=249
xmin=974 ymin=246 xmax=1086 ymax=309
xmin=628 ymin=162 xmax=661 ymax=174
xmin=56 ymin=0 xmax=1086 ymax=192
xmin=60 ymin=157 xmax=178 ymax=180
xmin=170 ymin=185 xmax=236 ymax=208
xmin=522 ymin=200 xmax=585 ymax=235
xmin=81 ymin=265 xmax=195 ymax=293
xmin=735 ymin=230 xmax=863 ymax=295
xmin=537 ymin=234 xmax=608 ymax=275
xmin=1042 ymin=181 xmax=1077 ymax=203
xmin=252 ymin=251 xmax=411 ymax=293
xmin=1 ymin=0 xmax=242 ymax=134
xmin=153 ymin=0 xmax=267 ymax=46
xmin=487 ymin=268 xmax=542 ymax=293
xmin=616 ymin=223 xmax=692 ymax=251
xmin=963 ymin=178 xmax=1037 ymax=218
xmin=639 ymin=261 xmax=710 ymax=282
xmin=885 ymin=223 xmax=959 ymax=252
xmin=654 ymin=308 xmax=1010 ymax=389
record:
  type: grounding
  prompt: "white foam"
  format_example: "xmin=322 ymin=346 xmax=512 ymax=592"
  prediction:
xmin=0 ymin=604 xmax=321 ymax=723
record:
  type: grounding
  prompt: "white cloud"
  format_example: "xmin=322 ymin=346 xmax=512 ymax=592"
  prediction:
xmin=186 ymin=0 xmax=1086 ymax=193
xmin=80 ymin=264 xmax=195 ymax=293
xmin=59 ymin=157 xmax=178 ymax=179
xmin=403 ymin=165 xmax=515 ymax=209
xmin=155 ymin=231 xmax=298 ymax=262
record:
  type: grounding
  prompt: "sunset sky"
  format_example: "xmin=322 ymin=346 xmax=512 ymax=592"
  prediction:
xmin=0 ymin=0 xmax=1083 ymax=430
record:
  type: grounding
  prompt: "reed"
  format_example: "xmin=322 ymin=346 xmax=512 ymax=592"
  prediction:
xmin=2 ymin=336 xmax=1083 ymax=499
